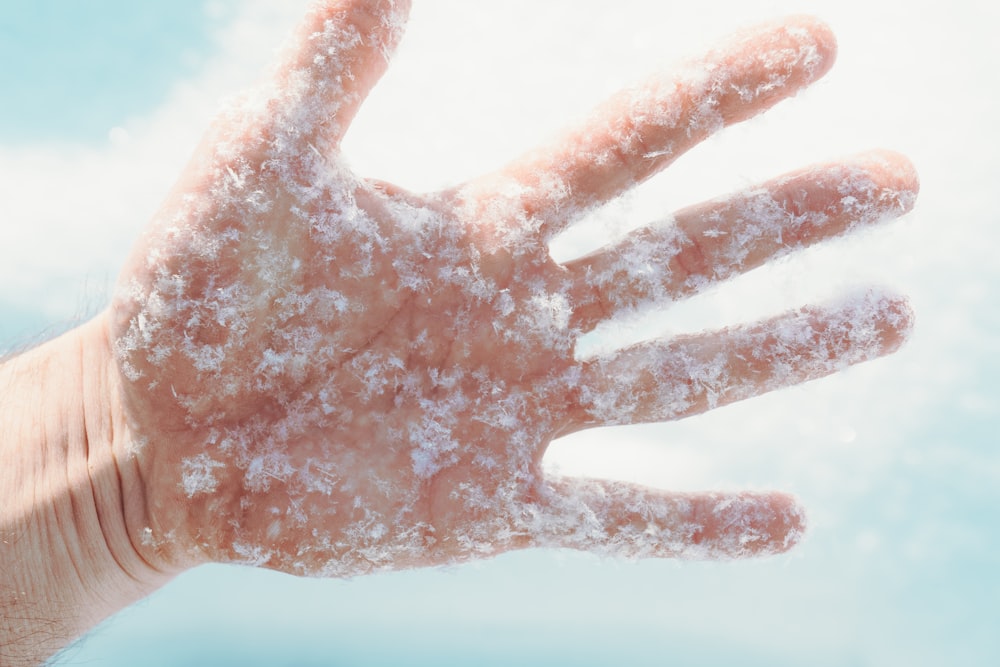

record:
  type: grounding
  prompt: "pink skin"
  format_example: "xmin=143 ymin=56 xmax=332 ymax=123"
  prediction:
xmin=101 ymin=1 xmax=917 ymax=577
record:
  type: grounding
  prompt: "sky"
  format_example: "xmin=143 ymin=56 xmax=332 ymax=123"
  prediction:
xmin=2 ymin=1 xmax=998 ymax=665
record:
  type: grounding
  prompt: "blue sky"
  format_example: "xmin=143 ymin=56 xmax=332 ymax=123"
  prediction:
xmin=2 ymin=1 xmax=999 ymax=665
xmin=0 ymin=0 xmax=222 ymax=144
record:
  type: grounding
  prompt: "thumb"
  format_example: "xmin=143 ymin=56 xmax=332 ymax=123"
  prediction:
xmin=273 ymin=0 xmax=412 ymax=145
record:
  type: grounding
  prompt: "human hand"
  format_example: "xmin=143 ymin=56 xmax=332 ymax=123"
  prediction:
xmin=108 ymin=0 xmax=917 ymax=577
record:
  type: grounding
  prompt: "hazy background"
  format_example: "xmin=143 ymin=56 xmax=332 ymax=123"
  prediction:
xmin=2 ymin=1 xmax=997 ymax=665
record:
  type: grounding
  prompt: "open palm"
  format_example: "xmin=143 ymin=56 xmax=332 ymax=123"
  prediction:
xmin=109 ymin=0 xmax=917 ymax=576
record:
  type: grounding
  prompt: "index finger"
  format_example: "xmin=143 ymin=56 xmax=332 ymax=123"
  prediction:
xmin=455 ymin=16 xmax=837 ymax=243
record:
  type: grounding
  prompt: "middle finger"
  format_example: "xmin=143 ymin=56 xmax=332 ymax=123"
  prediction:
xmin=564 ymin=150 xmax=918 ymax=332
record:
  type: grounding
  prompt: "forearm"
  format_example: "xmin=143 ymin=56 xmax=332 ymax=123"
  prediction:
xmin=0 ymin=315 xmax=170 ymax=666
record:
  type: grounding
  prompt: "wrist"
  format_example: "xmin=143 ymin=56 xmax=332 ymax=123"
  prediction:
xmin=0 ymin=314 xmax=174 ymax=665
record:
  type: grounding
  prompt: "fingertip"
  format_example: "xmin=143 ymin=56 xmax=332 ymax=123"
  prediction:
xmin=871 ymin=287 xmax=916 ymax=348
xmin=305 ymin=0 xmax=412 ymax=27
xmin=880 ymin=292 xmax=916 ymax=353
xmin=781 ymin=15 xmax=838 ymax=81
xmin=813 ymin=149 xmax=919 ymax=230
xmin=834 ymin=287 xmax=915 ymax=356
xmin=718 ymin=16 xmax=838 ymax=124
xmin=708 ymin=491 xmax=808 ymax=557
xmin=862 ymin=149 xmax=921 ymax=213
xmin=765 ymin=492 xmax=808 ymax=555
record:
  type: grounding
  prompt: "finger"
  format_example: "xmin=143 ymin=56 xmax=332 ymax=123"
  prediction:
xmin=566 ymin=150 xmax=919 ymax=332
xmin=569 ymin=289 xmax=913 ymax=429
xmin=527 ymin=477 xmax=805 ymax=559
xmin=454 ymin=16 xmax=836 ymax=243
xmin=271 ymin=0 xmax=411 ymax=145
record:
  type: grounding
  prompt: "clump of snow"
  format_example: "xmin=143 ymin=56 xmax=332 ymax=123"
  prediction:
xmin=181 ymin=454 xmax=226 ymax=497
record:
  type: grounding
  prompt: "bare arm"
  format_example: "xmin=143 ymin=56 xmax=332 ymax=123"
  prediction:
xmin=0 ymin=320 xmax=169 ymax=666
xmin=0 ymin=1 xmax=918 ymax=663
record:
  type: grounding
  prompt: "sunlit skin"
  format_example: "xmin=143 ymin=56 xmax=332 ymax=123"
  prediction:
xmin=108 ymin=0 xmax=916 ymax=573
xmin=0 ymin=1 xmax=917 ymax=664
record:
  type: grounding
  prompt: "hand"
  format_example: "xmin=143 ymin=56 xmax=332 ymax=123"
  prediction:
xmin=108 ymin=0 xmax=917 ymax=576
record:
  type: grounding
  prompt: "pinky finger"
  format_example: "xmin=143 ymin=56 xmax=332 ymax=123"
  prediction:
xmin=528 ymin=476 xmax=805 ymax=559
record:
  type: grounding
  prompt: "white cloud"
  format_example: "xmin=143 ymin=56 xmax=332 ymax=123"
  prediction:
xmin=0 ymin=0 xmax=309 ymax=318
